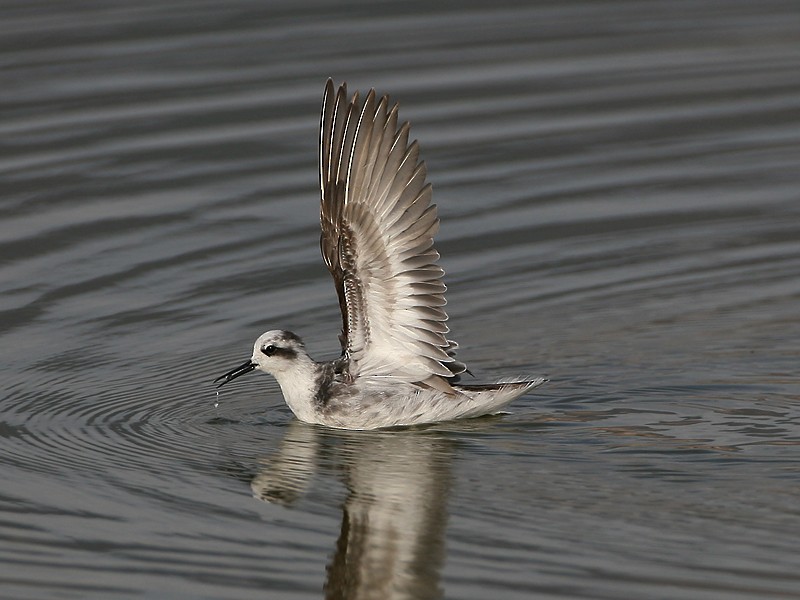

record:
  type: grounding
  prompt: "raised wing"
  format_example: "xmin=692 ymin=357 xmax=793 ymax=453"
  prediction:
xmin=319 ymin=79 xmax=466 ymax=392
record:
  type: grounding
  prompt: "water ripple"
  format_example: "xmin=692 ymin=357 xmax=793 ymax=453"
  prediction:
xmin=2 ymin=1 xmax=800 ymax=598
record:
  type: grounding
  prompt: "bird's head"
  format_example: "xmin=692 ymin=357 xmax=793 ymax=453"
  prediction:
xmin=215 ymin=330 xmax=310 ymax=386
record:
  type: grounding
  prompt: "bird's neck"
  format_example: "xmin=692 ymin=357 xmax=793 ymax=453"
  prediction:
xmin=273 ymin=356 xmax=324 ymax=423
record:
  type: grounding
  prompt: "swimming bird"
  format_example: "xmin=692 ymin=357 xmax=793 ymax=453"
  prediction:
xmin=215 ymin=79 xmax=545 ymax=429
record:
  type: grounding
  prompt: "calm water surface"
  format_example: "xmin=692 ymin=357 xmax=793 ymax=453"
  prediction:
xmin=2 ymin=1 xmax=799 ymax=598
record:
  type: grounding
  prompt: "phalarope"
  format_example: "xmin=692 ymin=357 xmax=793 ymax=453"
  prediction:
xmin=215 ymin=79 xmax=545 ymax=429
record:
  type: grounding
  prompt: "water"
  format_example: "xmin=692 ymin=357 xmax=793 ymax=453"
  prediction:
xmin=2 ymin=1 xmax=800 ymax=598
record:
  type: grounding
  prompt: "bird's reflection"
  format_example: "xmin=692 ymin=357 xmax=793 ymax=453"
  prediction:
xmin=250 ymin=422 xmax=321 ymax=506
xmin=251 ymin=421 xmax=454 ymax=600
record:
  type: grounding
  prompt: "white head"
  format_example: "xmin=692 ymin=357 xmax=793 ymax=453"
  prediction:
xmin=250 ymin=330 xmax=309 ymax=375
xmin=215 ymin=329 xmax=312 ymax=387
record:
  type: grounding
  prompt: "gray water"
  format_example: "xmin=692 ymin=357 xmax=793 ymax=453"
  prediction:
xmin=2 ymin=1 xmax=800 ymax=598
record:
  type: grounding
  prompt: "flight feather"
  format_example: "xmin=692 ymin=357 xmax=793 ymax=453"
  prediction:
xmin=319 ymin=79 xmax=466 ymax=391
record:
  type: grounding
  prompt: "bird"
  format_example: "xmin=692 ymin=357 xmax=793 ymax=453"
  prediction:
xmin=214 ymin=79 xmax=546 ymax=430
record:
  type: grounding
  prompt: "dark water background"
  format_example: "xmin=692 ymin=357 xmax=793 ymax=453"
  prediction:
xmin=2 ymin=1 xmax=799 ymax=598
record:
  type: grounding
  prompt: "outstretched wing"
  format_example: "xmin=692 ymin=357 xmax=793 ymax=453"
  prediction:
xmin=319 ymin=79 xmax=466 ymax=392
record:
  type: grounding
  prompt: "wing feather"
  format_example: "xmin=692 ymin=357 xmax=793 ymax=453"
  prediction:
xmin=319 ymin=79 xmax=467 ymax=389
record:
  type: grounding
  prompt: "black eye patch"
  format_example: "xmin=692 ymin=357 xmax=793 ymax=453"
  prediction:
xmin=261 ymin=344 xmax=297 ymax=359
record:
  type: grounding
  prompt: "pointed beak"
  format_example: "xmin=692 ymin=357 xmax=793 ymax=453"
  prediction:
xmin=214 ymin=359 xmax=256 ymax=388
